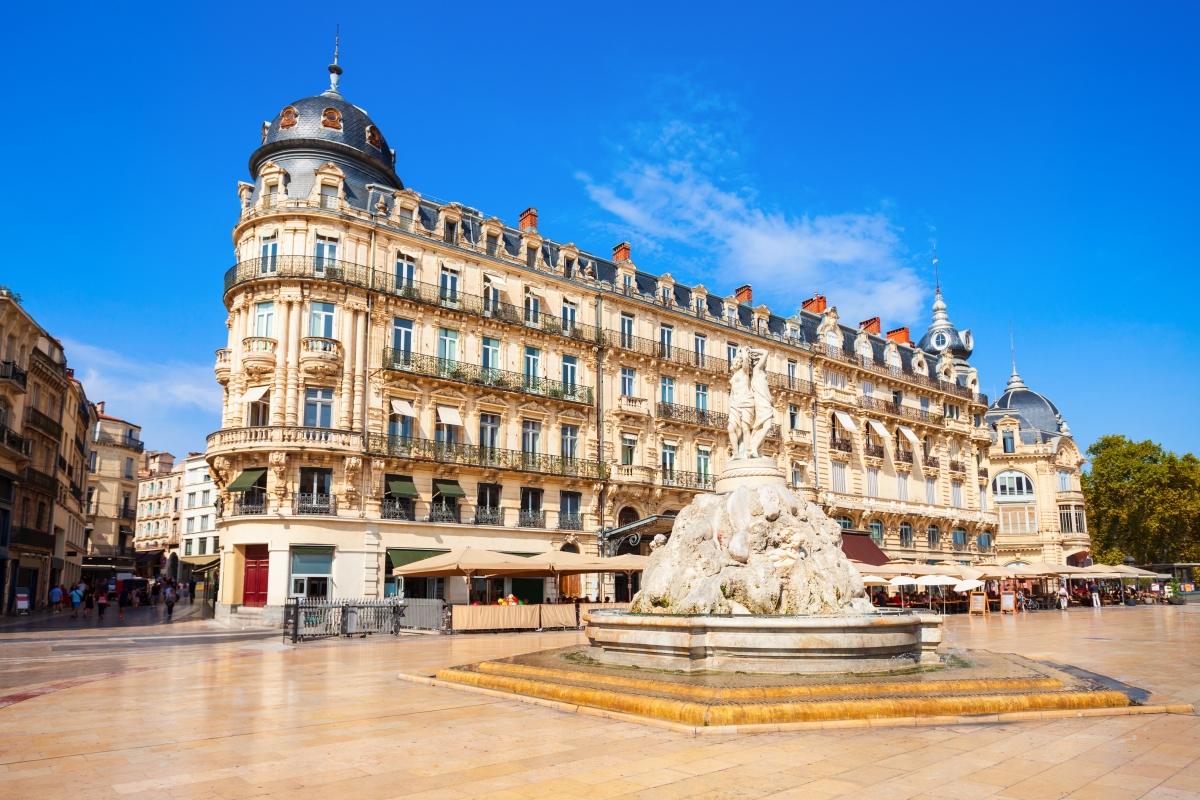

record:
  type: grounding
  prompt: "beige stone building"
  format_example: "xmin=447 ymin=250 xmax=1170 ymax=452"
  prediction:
xmin=84 ymin=406 xmax=149 ymax=579
xmin=132 ymin=451 xmax=178 ymax=577
xmin=986 ymin=367 xmax=1091 ymax=566
xmin=134 ymin=452 xmax=217 ymax=582
xmin=0 ymin=286 xmax=95 ymax=611
xmin=206 ymin=64 xmax=1001 ymax=624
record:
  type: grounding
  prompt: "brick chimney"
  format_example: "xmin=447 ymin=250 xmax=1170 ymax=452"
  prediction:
xmin=612 ymin=241 xmax=631 ymax=263
xmin=801 ymin=293 xmax=827 ymax=314
xmin=734 ymin=284 xmax=753 ymax=305
xmin=886 ymin=326 xmax=912 ymax=346
xmin=859 ymin=317 xmax=881 ymax=335
xmin=518 ymin=207 xmax=538 ymax=232
xmin=97 ymin=401 xmax=105 ymax=414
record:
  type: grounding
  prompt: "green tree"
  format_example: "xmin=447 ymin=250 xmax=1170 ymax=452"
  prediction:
xmin=1082 ymin=435 xmax=1200 ymax=565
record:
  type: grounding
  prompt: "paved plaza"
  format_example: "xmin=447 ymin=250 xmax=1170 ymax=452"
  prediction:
xmin=0 ymin=606 xmax=1198 ymax=799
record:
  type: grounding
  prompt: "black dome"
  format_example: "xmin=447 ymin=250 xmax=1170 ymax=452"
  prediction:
xmin=988 ymin=373 xmax=1064 ymax=434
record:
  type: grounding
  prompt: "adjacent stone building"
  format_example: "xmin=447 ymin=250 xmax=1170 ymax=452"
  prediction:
xmin=207 ymin=63 xmax=1001 ymax=624
xmin=134 ymin=452 xmax=217 ymax=582
xmin=84 ymin=405 xmax=147 ymax=579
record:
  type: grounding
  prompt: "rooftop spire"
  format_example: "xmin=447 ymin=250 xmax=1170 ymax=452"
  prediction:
xmin=929 ymin=249 xmax=952 ymax=328
xmin=326 ymin=24 xmax=343 ymax=96
xmin=1007 ymin=323 xmax=1027 ymax=390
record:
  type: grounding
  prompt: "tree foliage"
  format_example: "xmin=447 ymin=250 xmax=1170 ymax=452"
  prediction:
xmin=1082 ymin=435 xmax=1200 ymax=565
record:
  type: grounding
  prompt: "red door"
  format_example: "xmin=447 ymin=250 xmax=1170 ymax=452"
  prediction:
xmin=242 ymin=545 xmax=269 ymax=607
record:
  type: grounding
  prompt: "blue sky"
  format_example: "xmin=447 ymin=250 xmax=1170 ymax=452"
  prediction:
xmin=2 ymin=2 xmax=1197 ymax=459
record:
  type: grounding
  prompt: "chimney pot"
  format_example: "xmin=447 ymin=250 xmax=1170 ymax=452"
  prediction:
xmin=859 ymin=317 xmax=881 ymax=335
xmin=734 ymin=284 xmax=753 ymax=305
xmin=886 ymin=326 xmax=912 ymax=346
xmin=613 ymin=241 xmax=631 ymax=263
xmin=519 ymin=207 xmax=538 ymax=232
xmin=801 ymin=293 xmax=827 ymax=314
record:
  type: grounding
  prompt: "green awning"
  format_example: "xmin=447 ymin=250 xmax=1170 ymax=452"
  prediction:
xmin=387 ymin=548 xmax=450 ymax=568
xmin=387 ymin=477 xmax=418 ymax=498
xmin=226 ymin=469 xmax=267 ymax=492
xmin=432 ymin=479 xmax=465 ymax=498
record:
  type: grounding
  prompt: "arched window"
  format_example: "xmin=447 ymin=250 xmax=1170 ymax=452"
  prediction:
xmin=834 ymin=516 xmax=853 ymax=529
xmin=992 ymin=470 xmax=1035 ymax=498
xmin=977 ymin=532 xmax=994 ymax=548
xmin=618 ymin=507 xmax=640 ymax=527
xmin=899 ymin=522 xmax=913 ymax=547
xmin=926 ymin=525 xmax=939 ymax=546
xmin=869 ymin=520 xmax=884 ymax=545
xmin=825 ymin=330 xmax=840 ymax=347
xmin=934 ymin=332 xmax=948 ymax=349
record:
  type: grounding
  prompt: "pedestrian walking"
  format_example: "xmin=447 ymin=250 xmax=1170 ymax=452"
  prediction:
xmin=69 ymin=585 xmax=82 ymax=618
xmin=118 ymin=586 xmax=130 ymax=620
xmin=164 ymin=585 xmax=175 ymax=620
xmin=151 ymin=581 xmax=161 ymax=607
xmin=83 ymin=587 xmax=94 ymax=618
xmin=1058 ymin=584 xmax=1069 ymax=610
xmin=49 ymin=585 xmax=63 ymax=614
xmin=1089 ymin=581 xmax=1101 ymax=608
xmin=96 ymin=588 xmax=108 ymax=619
xmin=188 ymin=579 xmax=196 ymax=605
xmin=131 ymin=588 xmax=141 ymax=611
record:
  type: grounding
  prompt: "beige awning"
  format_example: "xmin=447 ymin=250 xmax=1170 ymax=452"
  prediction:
xmin=832 ymin=410 xmax=859 ymax=435
xmin=483 ymin=271 xmax=508 ymax=288
xmin=390 ymin=398 xmax=415 ymax=417
xmin=391 ymin=547 xmax=534 ymax=577
xmin=866 ymin=418 xmax=889 ymax=439
xmin=897 ymin=425 xmax=921 ymax=446
xmin=436 ymin=405 xmax=463 ymax=426
xmin=239 ymin=385 xmax=269 ymax=404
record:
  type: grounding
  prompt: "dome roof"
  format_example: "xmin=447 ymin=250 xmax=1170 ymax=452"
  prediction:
xmin=988 ymin=370 xmax=1065 ymax=435
xmin=915 ymin=289 xmax=973 ymax=358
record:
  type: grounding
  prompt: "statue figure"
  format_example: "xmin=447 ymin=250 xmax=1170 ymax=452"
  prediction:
xmin=727 ymin=345 xmax=773 ymax=459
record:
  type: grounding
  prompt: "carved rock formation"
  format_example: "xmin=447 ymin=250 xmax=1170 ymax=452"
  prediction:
xmin=631 ymin=482 xmax=873 ymax=616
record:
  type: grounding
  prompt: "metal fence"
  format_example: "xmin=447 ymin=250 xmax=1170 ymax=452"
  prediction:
xmin=283 ymin=597 xmax=406 ymax=643
xmin=395 ymin=598 xmax=447 ymax=631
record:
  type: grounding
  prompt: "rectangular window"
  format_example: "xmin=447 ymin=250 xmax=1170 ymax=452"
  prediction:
xmin=260 ymin=234 xmax=278 ymax=269
xmin=560 ymin=491 xmax=581 ymax=515
xmin=481 ymin=337 xmax=500 ymax=373
xmin=526 ymin=246 xmax=537 ymax=269
xmin=727 ymin=342 xmax=737 ymax=364
xmin=298 ymin=467 xmax=333 ymax=495
xmin=561 ymin=425 xmax=579 ymax=459
xmin=659 ymin=324 xmax=673 ymax=356
xmin=444 ymin=219 xmax=458 ymax=245
xmin=478 ymin=483 xmax=501 ymax=509
xmin=951 ymin=480 xmax=963 ymax=508
xmin=661 ymin=443 xmax=677 ymax=475
xmin=945 ymin=404 xmax=960 ymax=420
xmin=660 ymin=376 xmax=674 ymax=404
xmin=788 ymin=405 xmax=799 ymax=429
xmin=392 ymin=318 xmax=413 ymax=355
xmin=200 ymin=515 xmax=210 ymax=532
xmin=255 ymin=302 xmax=274 ymax=338
xmin=561 ymin=355 xmax=577 ymax=388
xmin=620 ymin=313 xmax=635 ymax=347
xmin=980 ymin=489 xmax=988 ymax=511
xmin=561 ymin=300 xmax=577 ymax=331
xmin=622 ymin=274 xmax=632 ymax=293
xmin=521 ymin=420 xmax=541 ymax=454
xmin=892 ymin=390 xmax=903 ymax=406
xmin=523 ymin=346 xmax=540 ymax=380
xmin=926 ymin=477 xmax=937 ymax=505
xmin=201 ymin=490 xmax=210 ymax=505
xmin=520 ymin=487 xmax=543 ymax=512
xmin=621 ymin=435 xmax=636 ymax=466
xmin=524 ymin=293 xmax=540 ymax=323
xmin=394 ymin=253 xmax=415 ymax=288
xmin=867 ymin=467 xmax=879 ymax=498
xmin=438 ymin=328 xmax=458 ymax=363
xmin=314 ymin=234 xmax=337 ymax=267
xmin=823 ymin=370 xmax=846 ymax=390
xmin=1059 ymin=505 xmax=1074 ymax=533
xmin=920 ymin=396 xmax=930 ymax=413
xmin=125 ymin=458 xmax=134 ymax=478
xmin=304 ymin=387 xmax=334 ymax=428
xmin=1057 ymin=470 xmax=1071 ymax=491
xmin=620 ymin=368 xmax=635 ymax=397
xmin=479 ymin=413 xmax=500 ymax=449
xmin=485 ymin=233 xmax=498 ymax=256
xmin=695 ymin=384 xmax=708 ymax=411
xmin=831 ymin=461 xmax=846 ymax=493
xmin=388 ymin=411 xmax=413 ymax=441
xmin=898 ymin=472 xmax=909 ymax=501
xmin=187 ymin=493 xmax=196 ymax=508
xmin=440 ymin=267 xmax=459 ymax=302
xmin=184 ymin=539 xmax=192 ymax=556
xmin=1074 ymin=506 xmax=1086 ymax=534
xmin=861 ymin=380 xmax=874 ymax=398
xmin=186 ymin=517 xmax=195 ymax=533
xmin=694 ymin=334 xmax=707 ymax=365
xmin=1000 ymin=505 xmax=1037 ymax=535
xmin=310 ymin=302 xmax=335 ymax=338
xmin=787 ymin=360 xmax=797 ymax=386
xmin=697 ymin=447 xmax=711 ymax=478
xmin=1003 ymin=431 xmax=1015 ymax=453
xmin=791 ymin=461 xmax=803 ymax=488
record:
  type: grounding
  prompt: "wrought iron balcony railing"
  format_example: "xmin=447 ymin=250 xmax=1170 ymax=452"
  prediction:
xmin=518 ymin=509 xmax=546 ymax=528
xmin=923 ymin=455 xmax=940 ymax=469
xmin=655 ymin=402 xmax=727 ymax=429
xmin=858 ymin=396 xmax=944 ymax=427
xmin=660 ymin=470 xmax=716 ymax=491
xmin=896 ymin=449 xmax=914 ymax=464
xmin=21 ymin=466 xmax=56 ymax=495
xmin=225 ymin=256 xmax=372 ymax=294
xmin=294 ymin=493 xmax=337 ymax=516
xmin=27 ymin=407 xmax=63 ymax=439
xmin=426 ymin=503 xmax=461 ymax=524
xmin=0 ymin=360 xmax=27 ymax=390
xmin=382 ymin=350 xmax=592 ymax=405
xmin=121 ymin=507 xmax=137 ymax=520
xmin=557 ymin=512 xmax=584 ymax=531
xmin=830 ymin=437 xmax=853 ymax=453
xmin=367 ymin=435 xmax=609 ymax=480
xmin=93 ymin=430 xmax=145 ymax=452
xmin=978 ymin=467 xmax=989 ymax=479
xmin=949 ymin=460 xmax=965 ymax=473
xmin=864 ymin=443 xmax=885 ymax=459
xmin=1 ymin=424 xmax=29 ymax=456
xmin=232 ymin=495 xmax=268 ymax=516
xmin=381 ymin=498 xmax=415 ymax=521
xmin=474 ymin=506 xmax=504 ymax=526
xmin=12 ymin=526 xmax=54 ymax=550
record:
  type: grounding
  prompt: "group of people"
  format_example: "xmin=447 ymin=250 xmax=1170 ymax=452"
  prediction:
xmin=869 ymin=580 xmax=1156 ymax=612
xmin=48 ymin=577 xmax=198 ymax=621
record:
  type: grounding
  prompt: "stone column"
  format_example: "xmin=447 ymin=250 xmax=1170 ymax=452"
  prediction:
xmin=272 ymin=300 xmax=289 ymax=426
xmin=229 ymin=308 xmax=246 ymax=428
xmin=338 ymin=305 xmax=355 ymax=429
xmin=285 ymin=299 xmax=302 ymax=425
xmin=352 ymin=309 xmax=367 ymax=430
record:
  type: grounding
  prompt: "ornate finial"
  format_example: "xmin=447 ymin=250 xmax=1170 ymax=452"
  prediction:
xmin=933 ymin=246 xmax=940 ymax=293
xmin=327 ymin=24 xmax=343 ymax=95
xmin=1007 ymin=323 xmax=1027 ymax=390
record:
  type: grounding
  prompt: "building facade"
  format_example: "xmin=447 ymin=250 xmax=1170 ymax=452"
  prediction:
xmin=52 ymin=371 xmax=95 ymax=590
xmin=207 ymin=64 xmax=998 ymax=623
xmin=986 ymin=367 xmax=1090 ymax=566
xmin=134 ymin=453 xmax=217 ymax=581
xmin=84 ymin=405 xmax=146 ymax=579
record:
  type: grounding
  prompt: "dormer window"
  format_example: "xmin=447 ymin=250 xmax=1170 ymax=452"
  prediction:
xmin=444 ymin=220 xmax=459 ymax=245
xmin=622 ymin=274 xmax=632 ymax=294
xmin=1002 ymin=430 xmax=1015 ymax=453
xmin=321 ymin=107 xmax=342 ymax=130
xmin=365 ymin=125 xmax=382 ymax=149
xmin=934 ymin=332 xmax=948 ymax=349
xmin=280 ymin=106 xmax=298 ymax=130
xmin=526 ymin=247 xmax=538 ymax=269
xmin=263 ymin=183 xmax=278 ymax=209
xmin=319 ymin=183 xmax=339 ymax=210
xmin=661 ymin=286 xmax=672 ymax=305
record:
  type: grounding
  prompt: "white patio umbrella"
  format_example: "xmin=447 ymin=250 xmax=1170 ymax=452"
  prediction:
xmin=954 ymin=578 xmax=985 ymax=592
xmin=915 ymin=575 xmax=960 ymax=612
xmin=860 ymin=575 xmax=889 ymax=584
xmin=889 ymin=575 xmax=917 ymax=607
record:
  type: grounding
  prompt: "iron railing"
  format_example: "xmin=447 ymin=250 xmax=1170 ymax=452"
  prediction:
xmin=426 ymin=503 xmax=461 ymax=523
xmin=232 ymin=495 xmax=267 ymax=516
xmin=12 ymin=526 xmax=54 ymax=550
xmin=367 ymin=435 xmax=608 ymax=479
xmin=20 ymin=466 xmax=56 ymax=495
xmin=859 ymin=396 xmax=944 ymax=427
xmin=284 ymin=597 xmax=404 ymax=643
xmin=121 ymin=507 xmax=137 ymax=520
xmin=978 ymin=467 xmax=990 ymax=479
xmin=225 ymin=256 xmax=371 ymax=294
xmin=655 ymin=401 xmax=727 ymax=429
xmin=896 ymin=449 xmax=914 ymax=464
xmin=293 ymin=493 xmax=337 ymax=515
xmin=557 ymin=512 xmax=584 ymax=530
xmin=474 ymin=506 xmax=504 ymax=526
xmin=0 ymin=361 xmax=27 ymax=390
xmin=864 ymin=443 xmax=885 ymax=459
xmin=661 ymin=470 xmax=716 ymax=491
xmin=394 ymin=597 xmax=447 ymax=631
xmin=93 ymin=430 xmax=145 ymax=452
xmin=923 ymin=455 xmax=940 ymax=469
xmin=949 ymin=460 xmax=965 ymax=473
xmin=381 ymin=498 xmax=416 ymax=520
xmin=830 ymin=437 xmax=853 ymax=453
xmin=518 ymin=509 xmax=547 ymax=528
xmin=382 ymin=350 xmax=592 ymax=405
xmin=26 ymin=407 xmax=63 ymax=438
xmin=0 ymin=424 xmax=28 ymax=455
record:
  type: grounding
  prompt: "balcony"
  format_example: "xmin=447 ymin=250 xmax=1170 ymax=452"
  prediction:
xmin=426 ymin=503 xmax=461 ymax=524
xmin=766 ymin=372 xmax=815 ymax=397
xmin=978 ymin=467 xmax=989 ymax=480
xmin=0 ymin=360 xmax=27 ymax=392
xmin=293 ymin=493 xmax=337 ymax=516
xmin=241 ymin=337 xmax=278 ymax=376
xmin=864 ymin=443 xmax=885 ymax=460
xmin=613 ymin=464 xmax=656 ymax=484
xmin=225 ymin=256 xmax=372 ymax=295
xmin=896 ymin=449 xmax=914 ymax=465
xmin=660 ymin=470 xmax=715 ymax=492
xmin=382 ymin=350 xmax=593 ymax=405
xmin=617 ymin=395 xmax=649 ymax=417
xmin=11 ymin=526 xmax=55 ymax=551
xmin=922 ymin=455 xmax=940 ymax=470
xmin=949 ymin=460 xmax=965 ymax=474
xmin=1 ymin=424 xmax=29 ymax=458
xmin=367 ymin=435 xmax=609 ymax=480
xmin=656 ymin=402 xmax=727 ymax=430
xmin=26 ymin=406 xmax=63 ymax=439
xmin=785 ymin=428 xmax=812 ymax=447
xmin=604 ymin=331 xmax=725 ymax=374
xmin=93 ymin=430 xmax=145 ymax=452
xmin=214 ymin=349 xmax=231 ymax=384
xmin=830 ymin=437 xmax=853 ymax=453
xmin=319 ymin=194 xmax=340 ymax=211
xmin=381 ymin=498 xmax=415 ymax=521
xmin=518 ymin=509 xmax=546 ymax=528
xmin=207 ymin=426 xmax=364 ymax=455
xmin=21 ymin=466 xmax=57 ymax=495
xmin=858 ymin=396 xmax=943 ymax=427
xmin=231 ymin=495 xmax=268 ymax=516
xmin=474 ymin=506 xmax=504 ymax=526
xmin=300 ymin=337 xmax=344 ymax=377
xmin=121 ymin=507 xmax=137 ymax=520
xmin=557 ymin=512 xmax=584 ymax=531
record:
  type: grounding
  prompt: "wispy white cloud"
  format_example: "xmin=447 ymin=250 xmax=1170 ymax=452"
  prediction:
xmin=580 ymin=84 xmax=927 ymax=324
xmin=63 ymin=339 xmax=222 ymax=458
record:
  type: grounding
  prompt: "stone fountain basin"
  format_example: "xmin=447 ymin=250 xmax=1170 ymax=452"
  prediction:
xmin=585 ymin=609 xmax=943 ymax=674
